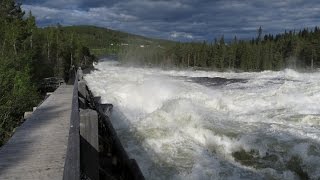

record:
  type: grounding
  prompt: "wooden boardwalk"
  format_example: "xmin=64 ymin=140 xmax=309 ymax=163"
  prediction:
xmin=0 ymin=85 xmax=73 ymax=180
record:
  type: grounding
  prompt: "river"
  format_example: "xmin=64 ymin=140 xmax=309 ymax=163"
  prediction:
xmin=85 ymin=59 xmax=320 ymax=180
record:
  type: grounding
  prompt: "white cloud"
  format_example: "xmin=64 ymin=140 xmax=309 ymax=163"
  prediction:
xmin=88 ymin=7 xmax=138 ymax=22
xmin=170 ymin=31 xmax=194 ymax=39
xmin=22 ymin=5 xmax=138 ymax=24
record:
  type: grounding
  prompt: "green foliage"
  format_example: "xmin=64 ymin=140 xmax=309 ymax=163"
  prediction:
xmin=120 ymin=27 xmax=320 ymax=71
xmin=0 ymin=1 xmax=96 ymax=146
xmin=32 ymin=25 xmax=97 ymax=82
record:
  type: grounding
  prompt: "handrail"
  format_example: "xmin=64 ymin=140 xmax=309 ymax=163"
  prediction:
xmin=63 ymin=69 xmax=145 ymax=180
xmin=63 ymin=73 xmax=81 ymax=180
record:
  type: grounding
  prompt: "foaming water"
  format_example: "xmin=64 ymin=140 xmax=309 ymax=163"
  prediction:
xmin=85 ymin=60 xmax=320 ymax=180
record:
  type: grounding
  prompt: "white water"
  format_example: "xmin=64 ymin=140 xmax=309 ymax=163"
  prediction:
xmin=85 ymin=60 xmax=320 ymax=180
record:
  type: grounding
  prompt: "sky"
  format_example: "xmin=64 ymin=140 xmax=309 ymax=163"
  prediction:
xmin=21 ymin=0 xmax=320 ymax=41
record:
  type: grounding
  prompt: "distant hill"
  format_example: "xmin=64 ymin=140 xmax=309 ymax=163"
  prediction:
xmin=61 ymin=25 xmax=173 ymax=56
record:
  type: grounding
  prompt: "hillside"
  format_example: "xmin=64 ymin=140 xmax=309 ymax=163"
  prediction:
xmin=61 ymin=25 xmax=174 ymax=56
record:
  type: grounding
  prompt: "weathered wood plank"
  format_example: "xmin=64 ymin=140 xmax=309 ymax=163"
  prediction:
xmin=80 ymin=109 xmax=99 ymax=180
xmin=0 ymin=85 xmax=73 ymax=180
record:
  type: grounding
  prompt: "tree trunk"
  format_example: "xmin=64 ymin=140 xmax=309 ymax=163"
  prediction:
xmin=71 ymin=53 xmax=73 ymax=66
xmin=1 ymin=39 xmax=6 ymax=56
xmin=84 ymin=56 xmax=87 ymax=66
xmin=55 ymin=33 xmax=59 ymax=76
xmin=197 ymin=53 xmax=200 ymax=67
xmin=13 ymin=42 xmax=17 ymax=55
xmin=30 ymin=29 xmax=33 ymax=49
xmin=70 ymin=33 xmax=74 ymax=67
xmin=47 ymin=35 xmax=50 ymax=63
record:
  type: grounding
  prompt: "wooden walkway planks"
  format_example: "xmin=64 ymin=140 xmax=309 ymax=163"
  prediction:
xmin=0 ymin=85 xmax=73 ymax=180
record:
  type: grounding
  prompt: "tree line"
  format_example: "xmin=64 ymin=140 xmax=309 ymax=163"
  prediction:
xmin=0 ymin=0 xmax=95 ymax=146
xmin=120 ymin=26 xmax=320 ymax=71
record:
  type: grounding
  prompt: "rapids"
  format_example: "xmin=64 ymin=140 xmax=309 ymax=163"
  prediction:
xmin=85 ymin=59 xmax=320 ymax=180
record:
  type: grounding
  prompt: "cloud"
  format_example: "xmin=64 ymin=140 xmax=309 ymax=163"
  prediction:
xmin=22 ymin=5 xmax=138 ymax=25
xmin=21 ymin=0 xmax=320 ymax=41
xmin=170 ymin=31 xmax=194 ymax=39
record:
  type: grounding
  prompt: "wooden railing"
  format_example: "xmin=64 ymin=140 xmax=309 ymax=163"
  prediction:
xmin=63 ymin=69 xmax=144 ymax=180
xmin=63 ymin=72 xmax=81 ymax=180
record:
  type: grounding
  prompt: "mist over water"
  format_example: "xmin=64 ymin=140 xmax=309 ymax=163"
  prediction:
xmin=85 ymin=60 xmax=320 ymax=180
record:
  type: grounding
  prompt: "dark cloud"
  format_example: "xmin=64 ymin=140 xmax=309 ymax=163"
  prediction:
xmin=21 ymin=0 xmax=320 ymax=41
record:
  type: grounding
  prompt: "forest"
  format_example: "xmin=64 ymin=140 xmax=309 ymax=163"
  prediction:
xmin=119 ymin=27 xmax=320 ymax=71
xmin=0 ymin=0 xmax=95 ymax=146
